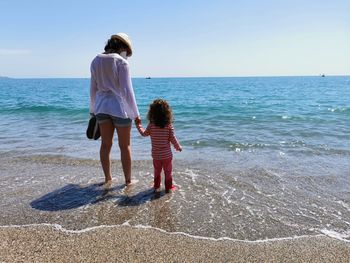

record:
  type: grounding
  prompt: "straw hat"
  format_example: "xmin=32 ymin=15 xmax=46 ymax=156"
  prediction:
xmin=111 ymin=33 xmax=133 ymax=57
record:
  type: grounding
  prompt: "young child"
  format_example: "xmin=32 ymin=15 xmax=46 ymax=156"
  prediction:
xmin=135 ymin=99 xmax=182 ymax=193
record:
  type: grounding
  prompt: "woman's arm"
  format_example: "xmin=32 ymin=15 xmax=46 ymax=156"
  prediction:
xmin=89 ymin=64 xmax=98 ymax=115
xmin=119 ymin=61 xmax=140 ymax=119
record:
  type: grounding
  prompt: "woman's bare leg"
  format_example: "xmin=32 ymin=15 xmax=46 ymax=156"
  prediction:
xmin=99 ymin=121 xmax=115 ymax=183
xmin=116 ymin=125 xmax=132 ymax=185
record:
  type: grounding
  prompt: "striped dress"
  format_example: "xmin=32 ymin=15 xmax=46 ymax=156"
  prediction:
xmin=136 ymin=122 xmax=181 ymax=160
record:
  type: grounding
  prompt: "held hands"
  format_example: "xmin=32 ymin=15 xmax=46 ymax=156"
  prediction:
xmin=134 ymin=116 xmax=142 ymax=126
xmin=177 ymin=145 xmax=183 ymax=152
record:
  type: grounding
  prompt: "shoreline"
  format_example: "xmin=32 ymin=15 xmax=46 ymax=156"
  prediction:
xmin=1 ymin=155 xmax=350 ymax=240
xmin=1 ymin=154 xmax=350 ymax=262
xmin=1 ymin=224 xmax=350 ymax=262
xmin=1 ymin=222 xmax=348 ymax=244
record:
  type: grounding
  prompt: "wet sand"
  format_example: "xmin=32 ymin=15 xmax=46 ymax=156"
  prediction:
xmin=1 ymin=155 xmax=350 ymax=262
xmin=1 ymin=224 xmax=349 ymax=263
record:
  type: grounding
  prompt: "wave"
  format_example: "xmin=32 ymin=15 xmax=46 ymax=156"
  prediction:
xmin=185 ymin=139 xmax=272 ymax=150
xmin=327 ymin=107 xmax=350 ymax=115
xmin=0 ymin=105 xmax=88 ymax=115
xmin=2 ymin=223 xmax=348 ymax=243
xmin=182 ymin=139 xmax=350 ymax=155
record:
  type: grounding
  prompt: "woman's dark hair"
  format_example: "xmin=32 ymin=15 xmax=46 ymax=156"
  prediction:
xmin=104 ymin=37 xmax=129 ymax=54
xmin=147 ymin=99 xmax=173 ymax=128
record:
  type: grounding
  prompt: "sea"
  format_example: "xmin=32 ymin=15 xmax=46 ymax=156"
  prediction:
xmin=0 ymin=76 xmax=350 ymax=242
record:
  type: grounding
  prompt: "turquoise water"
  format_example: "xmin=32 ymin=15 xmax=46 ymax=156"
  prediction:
xmin=1 ymin=76 xmax=349 ymax=159
xmin=1 ymin=76 xmax=350 ymax=240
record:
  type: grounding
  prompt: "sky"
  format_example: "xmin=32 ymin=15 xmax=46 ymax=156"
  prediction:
xmin=0 ymin=0 xmax=349 ymax=78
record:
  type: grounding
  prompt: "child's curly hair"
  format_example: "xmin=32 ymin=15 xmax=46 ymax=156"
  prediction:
xmin=147 ymin=99 xmax=173 ymax=128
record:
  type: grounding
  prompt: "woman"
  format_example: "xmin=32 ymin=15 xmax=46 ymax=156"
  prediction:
xmin=89 ymin=33 xmax=140 ymax=185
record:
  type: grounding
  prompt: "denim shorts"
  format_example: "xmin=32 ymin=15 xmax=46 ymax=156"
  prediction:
xmin=96 ymin=113 xmax=132 ymax=127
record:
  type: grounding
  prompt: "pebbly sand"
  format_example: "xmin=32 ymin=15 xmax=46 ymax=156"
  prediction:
xmin=1 ymin=155 xmax=350 ymax=262
xmin=0 ymin=224 xmax=350 ymax=262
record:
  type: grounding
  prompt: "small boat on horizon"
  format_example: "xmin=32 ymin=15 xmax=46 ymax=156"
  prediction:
xmin=146 ymin=77 xmax=151 ymax=79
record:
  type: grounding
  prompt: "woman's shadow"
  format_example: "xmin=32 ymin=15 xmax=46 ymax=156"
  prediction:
xmin=30 ymin=183 xmax=165 ymax=211
xmin=30 ymin=183 xmax=119 ymax=211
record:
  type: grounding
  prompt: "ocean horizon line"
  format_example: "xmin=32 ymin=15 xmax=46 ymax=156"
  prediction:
xmin=1 ymin=74 xmax=350 ymax=80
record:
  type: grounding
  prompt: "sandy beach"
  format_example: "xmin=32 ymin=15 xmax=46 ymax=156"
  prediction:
xmin=1 ymin=155 xmax=350 ymax=262
xmin=1 ymin=224 xmax=349 ymax=262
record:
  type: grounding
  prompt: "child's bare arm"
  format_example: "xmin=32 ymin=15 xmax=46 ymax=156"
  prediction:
xmin=136 ymin=120 xmax=150 ymax=137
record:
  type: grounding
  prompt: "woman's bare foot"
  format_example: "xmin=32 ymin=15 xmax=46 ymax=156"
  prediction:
xmin=105 ymin=175 xmax=112 ymax=183
xmin=104 ymin=177 xmax=112 ymax=188
xmin=125 ymin=179 xmax=138 ymax=186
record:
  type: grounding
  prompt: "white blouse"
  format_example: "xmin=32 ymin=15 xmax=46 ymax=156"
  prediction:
xmin=89 ymin=53 xmax=140 ymax=119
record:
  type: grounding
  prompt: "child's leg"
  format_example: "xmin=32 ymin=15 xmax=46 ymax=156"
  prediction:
xmin=163 ymin=157 xmax=173 ymax=190
xmin=153 ymin=159 xmax=162 ymax=189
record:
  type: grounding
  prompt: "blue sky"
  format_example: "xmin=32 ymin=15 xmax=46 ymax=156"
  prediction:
xmin=0 ymin=0 xmax=349 ymax=78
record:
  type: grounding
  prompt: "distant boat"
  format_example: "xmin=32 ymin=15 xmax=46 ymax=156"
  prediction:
xmin=321 ymin=74 xmax=325 ymax=77
xmin=146 ymin=77 xmax=151 ymax=79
